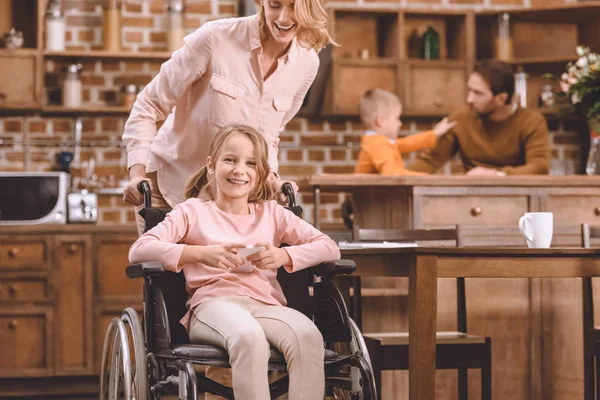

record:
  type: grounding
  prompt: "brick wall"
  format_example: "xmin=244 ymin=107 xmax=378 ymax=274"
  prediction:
xmin=0 ymin=0 xmax=581 ymax=228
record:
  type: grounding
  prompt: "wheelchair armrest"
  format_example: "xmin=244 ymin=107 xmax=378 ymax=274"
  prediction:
xmin=313 ymin=259 xmax=356 ymax=277
xmin=126 ymin=262 xmax=165 ymax=278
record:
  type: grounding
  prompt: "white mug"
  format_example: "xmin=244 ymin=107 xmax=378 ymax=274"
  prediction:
xmin=518 ymin=212 xmax=553 ymax=248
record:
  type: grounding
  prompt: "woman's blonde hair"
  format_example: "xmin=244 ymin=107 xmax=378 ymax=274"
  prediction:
xmin=184 ymin=124 xmax=273 ymax=202
xmin=255 ymin=0 xmax=335 ymax=51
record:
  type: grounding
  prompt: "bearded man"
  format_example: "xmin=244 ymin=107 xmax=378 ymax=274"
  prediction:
xmin=408 ymin=60 xmax=550 ymax=176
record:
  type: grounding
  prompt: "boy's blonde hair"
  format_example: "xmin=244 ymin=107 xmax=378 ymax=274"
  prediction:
xmin=255 ymin=0 xmax=335 ymax=51
xmin=184 ymin=124 xmax=273 ymax=202
xmin=359 ymin=89 xmax=401 ymax=127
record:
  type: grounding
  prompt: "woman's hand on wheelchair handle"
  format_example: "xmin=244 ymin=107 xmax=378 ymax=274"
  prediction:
xmin=182 ymin=243 xmax=246 ymax=270
xmin=123 ymin=164 xmax=151 ymax=206
xmin=248 ymin=242 xmax=291 ymax=270
xmin=268 ymin=172 xmax=298 ymax=205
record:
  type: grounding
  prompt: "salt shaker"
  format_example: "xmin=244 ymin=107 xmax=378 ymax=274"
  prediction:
xmin=166 ymin=0 xmax=185 ymax=52
xmin=62 ymin=63 xmax=83 ymax=108
xmin=45 ymin=0 xmax=65 ymax=51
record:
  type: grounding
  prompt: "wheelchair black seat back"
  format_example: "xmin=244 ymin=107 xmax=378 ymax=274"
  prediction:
xmin=99 ymin=181 xmax=376 ymax=400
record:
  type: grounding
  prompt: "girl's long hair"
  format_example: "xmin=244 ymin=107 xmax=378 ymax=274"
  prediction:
xmin=255 ymin=0 xmax=336 ymax=52
xmin=184 ymin=124 xmax=273 ymax=202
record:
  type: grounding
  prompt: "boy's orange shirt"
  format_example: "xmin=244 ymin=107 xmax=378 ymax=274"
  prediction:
xmin=355 ymin=130 xmax=437 ymax=175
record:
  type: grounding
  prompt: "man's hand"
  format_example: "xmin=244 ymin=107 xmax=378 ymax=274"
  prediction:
xmin=268 ymin=172 xmax=299 ymax=205
xmin=433 ymin=117 xmax=457 ymax=138
xmin=248 ymin=242 xmax=292 ymax=270
xmin=123 ymin=164 xmax=150 ymax=206
xmin=465 ymin=166 xmax=505 ymax=176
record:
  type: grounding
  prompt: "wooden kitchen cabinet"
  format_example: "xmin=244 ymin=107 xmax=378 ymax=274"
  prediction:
xmin=0 ymin=225 xmax=138 ymax=398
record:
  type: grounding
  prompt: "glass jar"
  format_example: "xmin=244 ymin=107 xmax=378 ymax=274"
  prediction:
xmin=407 ymin=28 xmax=421 ymax=59
xmin=421 ymin=25 xmax=440 ymax=60
xmin=103 ymin=0 xmax=121 ymax=51
xmin=586 ymin=119 xmax=600 ymax=175
xmin=494 ymin=13 xmax=513 ymax=61
xmin=62 ymin=63 xmax=83 ymax=108
xmin=45 ymin=0 xmax=65 ymax=51
xmin=166 ymin=0 xmax=185 ymax=52
xmin=120 ymin=84 xmax=138 ymax=108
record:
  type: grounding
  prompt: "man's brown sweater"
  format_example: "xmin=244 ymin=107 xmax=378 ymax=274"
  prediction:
xmin=408 ymin=106 xmax=551 ymax=175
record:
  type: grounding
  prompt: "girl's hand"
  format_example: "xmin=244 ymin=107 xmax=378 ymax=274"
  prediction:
xmin=193 ymin=243 xmax=246 ymax=270
xmin=248 ymin=242 xmax=292 ymax=270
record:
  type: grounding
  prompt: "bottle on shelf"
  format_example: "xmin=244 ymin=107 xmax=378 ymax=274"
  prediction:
xmin=166 ymin=0 xmax=186 ymax=52
xmin=407 ymin=28 xmax=421 ymax=59
xmin=494 ymin=13 xmax=513 ymax=61
xmin=513 ymin=65 xmax=528 ymax=108
xmin=62 ymin=63 xmax=83 ymax=108
xmin=45 ymin=0 xmax=65 ymax=51
xmin=103 ymin=0 xmax=121 ymax=51
xmin=421 ymin=25 xmax=440 ymax=60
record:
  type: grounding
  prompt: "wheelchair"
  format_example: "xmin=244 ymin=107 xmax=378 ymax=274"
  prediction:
xmin=99 ymin=181 xmax=377 ymax=400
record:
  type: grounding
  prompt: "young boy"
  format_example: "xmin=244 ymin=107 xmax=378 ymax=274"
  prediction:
xmin=355 ymin=88 xmax=456 ymax=175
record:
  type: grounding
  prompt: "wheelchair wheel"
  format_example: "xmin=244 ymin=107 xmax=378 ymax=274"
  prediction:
xmin=327 ymin=318 xmax=377 ymax=400
xmin=99 ymin=308 xmax=148 ymax=400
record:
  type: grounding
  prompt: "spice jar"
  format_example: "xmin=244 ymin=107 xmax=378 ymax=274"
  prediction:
xmin=62 ymin=63 xmax=83 ymax=108
xmin=103 ymin=0 xmax=121 ymax=51
xmin=45 ymin=0 xmax=65 ymax=51
xmin=166 ymin=0 xmax=185 ymax=52
xmin=513 ymin=65 xmax=528 ymax=108
xmin=120 ymin=84 xmax=138 ymax=109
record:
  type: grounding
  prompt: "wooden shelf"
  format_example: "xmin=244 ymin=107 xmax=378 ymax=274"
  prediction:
xmin=0 ymin=103 xmax=41 ymax=113
xmin=43 ymin=50 xmax=172 ymax=60
xmin=0 ymin=48 xmax=40 ymax=56
xmin=333 ymin=57 xmax=398 ymax=67
xmin=405 ymin=59 xmax=468 ymax=67
xmin=505 ymin=56 xmax=576 ymax=65
xmin=478 ymin=3 xmax=600 ymax=23
xmin=41 ymin=105 xmax=131 ymax=115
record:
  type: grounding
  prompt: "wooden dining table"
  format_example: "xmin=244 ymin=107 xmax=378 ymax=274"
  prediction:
xmin=340 ymin=246 xmax=600 ymax=400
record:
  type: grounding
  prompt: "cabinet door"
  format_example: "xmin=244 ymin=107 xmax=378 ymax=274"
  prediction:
xmin=404 ymin=62 xmax=467 ymax=114
xmin=0 ymin=308 xmax=52 ymax=377
xmin=53 ymin=236 xmax=93 ymax=374
xmin=0 ymin=53 xmax=38 ymax=106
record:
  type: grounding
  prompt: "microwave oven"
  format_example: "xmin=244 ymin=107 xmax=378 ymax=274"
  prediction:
xmin=0 ymin=172 xmax=68 ymax=225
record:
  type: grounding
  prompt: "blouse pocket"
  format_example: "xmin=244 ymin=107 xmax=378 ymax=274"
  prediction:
xmin=268 ymin=96 xmax=294 ymax=135
xmin=209 ymin=74 xmax=247 ymax=127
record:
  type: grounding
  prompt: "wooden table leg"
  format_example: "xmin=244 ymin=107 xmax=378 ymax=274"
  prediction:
xmin=409 ymin=254 xmax=438 ymax=400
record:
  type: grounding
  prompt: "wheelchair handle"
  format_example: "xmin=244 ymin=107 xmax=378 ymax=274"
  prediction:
xmin=281 ymin=182 xmax=296 ymax=208
xmin=137 ymin=180 xmax=152 ymax=209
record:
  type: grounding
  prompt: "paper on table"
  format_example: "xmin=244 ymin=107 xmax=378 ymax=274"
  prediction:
xmin=338 ymin=241 xmax=418 ymax=250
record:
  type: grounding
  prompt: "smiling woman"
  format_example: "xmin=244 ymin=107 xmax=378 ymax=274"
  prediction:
xmin=120 ymin=0 xmax=336 ymax=233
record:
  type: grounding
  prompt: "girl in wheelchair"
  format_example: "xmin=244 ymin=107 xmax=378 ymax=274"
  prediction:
xmin=128 ymin=124 xmax=341 ymax=400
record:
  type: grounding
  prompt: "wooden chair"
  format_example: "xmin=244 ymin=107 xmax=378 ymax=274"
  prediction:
xmin=351 ymin=224 xmax=492 ymax=400
xmin=581 ymin=223 xmax=600 ymax=400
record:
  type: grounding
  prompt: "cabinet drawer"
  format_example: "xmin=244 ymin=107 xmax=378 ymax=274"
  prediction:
xmin=0 ymin=53 xmax=37 ymax=105
xmin=0 ymin=276 xmax=48 ymax=302
xmin=418 ymin=195 xmax=529 ymax=227
xmin=0 ymin=241 xmax=47 ymax=269
xmin=0 ymin=312 xmax=50 ymax=375
xmin=545 ymin=196 xmax=600 ymax=225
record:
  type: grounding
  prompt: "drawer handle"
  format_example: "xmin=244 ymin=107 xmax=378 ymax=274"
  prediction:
xmin=8 ymin=285 xmax=18 ymax=296
xmin=8 ymin=247 xmax=19 ymax=258
xmin=68 ymin=244 xmax=78 ymax=254
xmin=8 ymin=320 xmax=18 ymax=329
xmin=470 ymin=206 xmax=483 ymax=217
xmin=434 ymin=98 xmax=443 ymax=108
xmin=595 ymin=207 xmax=600 ymax=216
